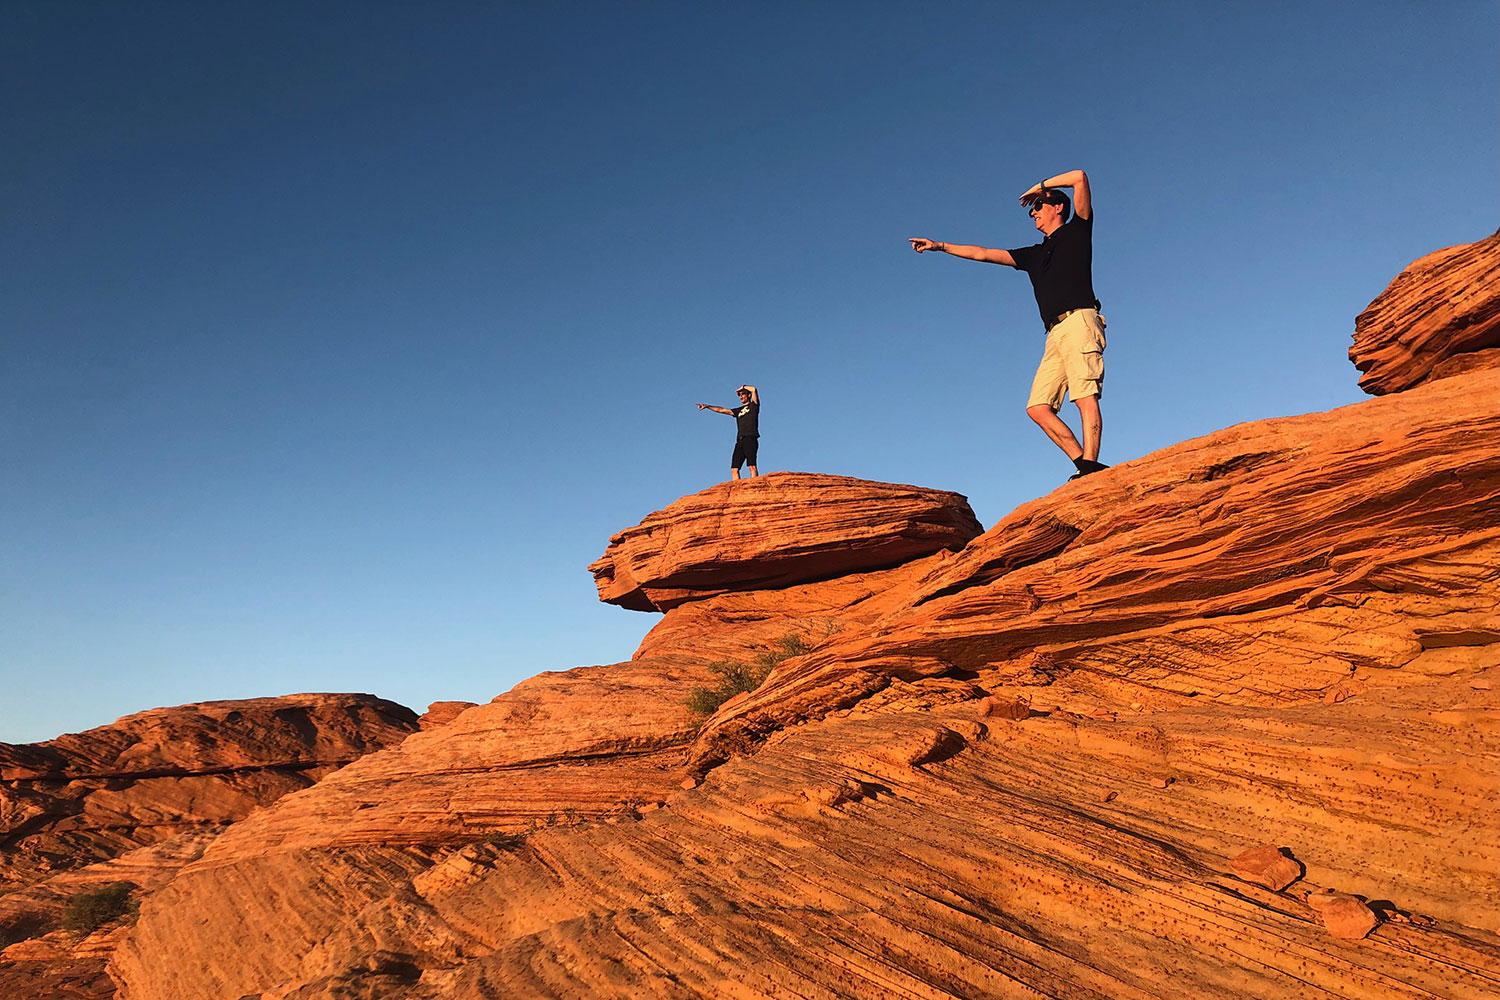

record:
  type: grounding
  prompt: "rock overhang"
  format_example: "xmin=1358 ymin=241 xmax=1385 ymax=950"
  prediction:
xmin=588 ymin=472 xmax=984 ymax=612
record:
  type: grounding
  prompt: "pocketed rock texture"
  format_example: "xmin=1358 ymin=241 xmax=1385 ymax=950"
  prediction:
xmin=1350 ymin=228 xmax=1500 ymax=394
xmin=0 ymin=694 xmax=419 ymax=998
xmin=588 ymin=473 xmax=983 ymax=611
xmin=18 ymin=239 xmax=1498 ymax=999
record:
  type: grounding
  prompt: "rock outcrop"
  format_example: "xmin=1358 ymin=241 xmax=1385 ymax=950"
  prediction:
xmin=9 ymin=235 xmax=1498 ymax=999
xmin=1350 ymin=228 xmax=1500 ymax=394
xmin=0 ymin=694 xmax=419 ymax=997
xmin=589 ymin=473 xmax=983 ymax=611
xmin=691 ymin=366 xmax=1499 ymax=766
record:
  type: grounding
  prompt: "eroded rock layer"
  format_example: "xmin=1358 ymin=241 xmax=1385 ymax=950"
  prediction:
xmin=109 ymin=364 xmax=1498 ymax=1000
xmin=588 ymin=473 xmax=983 ymax=611
xmin=0 ymin=694 xmax=418 ymax=997
xmin=693 ymin=366 xmax=1500 ymax=766
xmin=116 ymin=678 xmax=1498 ymax=999
xmin=1350 ymin=228 xmax=1500 ymax=394
xmin=10 ymin=237 xmax=1494 ymax=999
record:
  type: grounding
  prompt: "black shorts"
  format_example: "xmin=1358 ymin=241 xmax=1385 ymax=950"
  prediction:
xmin=731 ymin=435 xmax=759 ymax=469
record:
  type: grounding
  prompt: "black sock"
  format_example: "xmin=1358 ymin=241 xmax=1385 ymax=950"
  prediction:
xmin=1072 ymin=457 xmax=1107 ymax=473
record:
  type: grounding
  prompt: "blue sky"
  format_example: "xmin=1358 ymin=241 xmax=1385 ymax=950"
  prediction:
xmin=3 ymin=2 xmax=1495 ymax=744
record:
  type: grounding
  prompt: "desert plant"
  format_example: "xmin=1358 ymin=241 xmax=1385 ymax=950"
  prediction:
xmin=62 ymin=883 xmax=138 ymax=937
xmin=685 ymin=632 xmax=814 ymax=718
xmin=483 ymin=830 xmax=527 ymax=850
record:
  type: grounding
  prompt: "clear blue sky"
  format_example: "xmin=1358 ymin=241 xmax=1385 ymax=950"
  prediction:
xmin=3 ymin=3 xmax=1495 ymax=744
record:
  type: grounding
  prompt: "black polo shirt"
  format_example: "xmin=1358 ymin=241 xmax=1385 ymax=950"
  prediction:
xmin=735 ymin=401 xmax=759 ymax=437
xmin=1009 ymin=212 xmax=1098 ymax=330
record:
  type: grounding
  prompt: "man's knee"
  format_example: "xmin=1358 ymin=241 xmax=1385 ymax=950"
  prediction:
xmin=1026 ymin=404 xmax=1056 ymax=425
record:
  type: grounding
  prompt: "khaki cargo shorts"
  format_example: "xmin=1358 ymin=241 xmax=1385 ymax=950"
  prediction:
xmin=1027 ymin=308 xmax=1106 ymax=410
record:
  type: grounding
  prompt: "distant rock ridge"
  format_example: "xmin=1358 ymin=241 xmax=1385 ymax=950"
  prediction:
xmin=588 ymin=472 xmax=983 ymax=611
xmin=0 ymin=694 xmax=419 ymax=998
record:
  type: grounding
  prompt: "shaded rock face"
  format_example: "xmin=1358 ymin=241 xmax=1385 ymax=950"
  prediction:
xmin=42 ymin=240 xmax=1500 ymax=999
xmin=0 ymin=694 xmax=418 ymax=997
xmin=588 ymin=472 xmax=983 ymax=611
xmin=1350 ymin=228 xmax=1500 ymax=394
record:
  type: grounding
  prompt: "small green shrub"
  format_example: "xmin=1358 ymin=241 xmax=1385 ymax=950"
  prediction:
xmin=62 ymin=883 xmax=138 ymax=937
xmin=685 ymin=633 xmax=814 ymax=717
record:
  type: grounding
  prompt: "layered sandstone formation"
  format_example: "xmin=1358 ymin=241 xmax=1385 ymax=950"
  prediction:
xmin=589 ymin=474 xmax=983 ymax=610
xmin=6 ymin=233 xmax=1496 ymax=999
xmin=1349 ymin=228 xmax=1500 ymax=394
xmin=0 ymin=694 xmax=419 ymax=997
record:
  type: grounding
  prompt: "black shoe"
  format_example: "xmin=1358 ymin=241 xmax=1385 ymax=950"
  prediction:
xmin=1068 ymin=460 xmax=1109 ymax=482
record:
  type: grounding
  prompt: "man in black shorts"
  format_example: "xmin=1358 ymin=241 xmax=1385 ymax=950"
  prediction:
xmin=909 ymin=169 xmax=1110 ymax=483
xmin=697 ymin=384 xmax=760 ymax=479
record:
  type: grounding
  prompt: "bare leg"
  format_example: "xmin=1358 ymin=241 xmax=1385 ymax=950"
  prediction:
xmin=746 ymin=465 xmax=758 ymax=477
xmin=1026 ymin=404 xmax=1084 ymax=460
xmin=731 ymin=468 xmax=742 ymax=480
xmin=1073 ymin=394 xmax=1102 ymax=462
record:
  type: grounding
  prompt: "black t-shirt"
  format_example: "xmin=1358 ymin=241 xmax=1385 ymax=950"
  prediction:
xmin=1009 ymin=212 xmax=1098 ymax=329
xmin=735 ymin=401 xmax=759 ymax=437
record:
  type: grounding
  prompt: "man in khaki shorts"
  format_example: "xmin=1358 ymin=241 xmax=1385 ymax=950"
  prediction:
xmin=909 ymin=169 xmax=1109 ymax=482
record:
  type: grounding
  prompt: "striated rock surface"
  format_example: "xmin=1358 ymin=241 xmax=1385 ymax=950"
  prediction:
xmin=16 ymin=238 xmax=1495 ymax=999
xmin=692 ymin=366 xmax=1499 ymax=767
xmin=0 ymin=694 xmax=418 ymax=998
xmin=110 ymin=367 xmax=1498 ymax=999
xmin=1350 ymin=228 xmax=1500 ymax=394
xmin=588 ymin=472 xmax=983 ymax=611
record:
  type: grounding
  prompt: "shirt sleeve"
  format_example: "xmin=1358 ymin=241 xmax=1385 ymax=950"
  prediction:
xmin=1008 ymin=244 xmax=1039 ymax=272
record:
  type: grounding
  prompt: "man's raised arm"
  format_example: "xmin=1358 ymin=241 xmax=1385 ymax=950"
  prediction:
xmin=908 ymin=238 xmax=1016 ymax=267
xmin=1019 ymin=169 xmax=1091 ymax=220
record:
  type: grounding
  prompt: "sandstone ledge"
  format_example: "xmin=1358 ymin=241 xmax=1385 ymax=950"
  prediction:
xmin=589 ymin=472 xmax=983 ymax=611
xmin=1350 ymin=228 xmax=1500 ymax=394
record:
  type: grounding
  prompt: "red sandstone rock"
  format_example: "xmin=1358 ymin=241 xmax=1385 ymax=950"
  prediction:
xmin=1308 ymin=890 xmax=1380 ymax=939
xmin=57 ymin=246 xmax=1500 ymax=999
xmin=1350 ymin=229 xmax=1500 ymax=394
xmin=418 ymin=700 xmax=477 ymax=729
xmin=691 ymin=366 xmax=1499 ymax=768
xmin=978 ymin=695 xmax=1031 ymax=719
xmin=588 ymin=472 xmax=983 ymax=611
xmin=1231 ymin=845 xmax=1302 ymax=891
xmin=0 ymin=694 xmax=417 ymax=998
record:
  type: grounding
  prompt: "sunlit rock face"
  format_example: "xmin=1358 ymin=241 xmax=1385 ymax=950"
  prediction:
xmin=11 ymin=236 xmax=1498 ymax=1000
xmin=0 ymin=694 xmax=419 ymax=999
xmin=1349 ymin=228 xmax=1500 ymax=394
xmin=588 ymin=472 xmax=984 ymax=611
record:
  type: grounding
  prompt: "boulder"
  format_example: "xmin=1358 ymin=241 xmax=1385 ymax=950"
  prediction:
xmin=1231 ymin=845 xmax=1302 ymax=891
xmin=1350 ymin=228 xmax=1500 ymax=394
xmin=588 ymin=472 xmax=983 ymax=611
xmin=1308 ymin=890 xmax=1380 ymax=939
